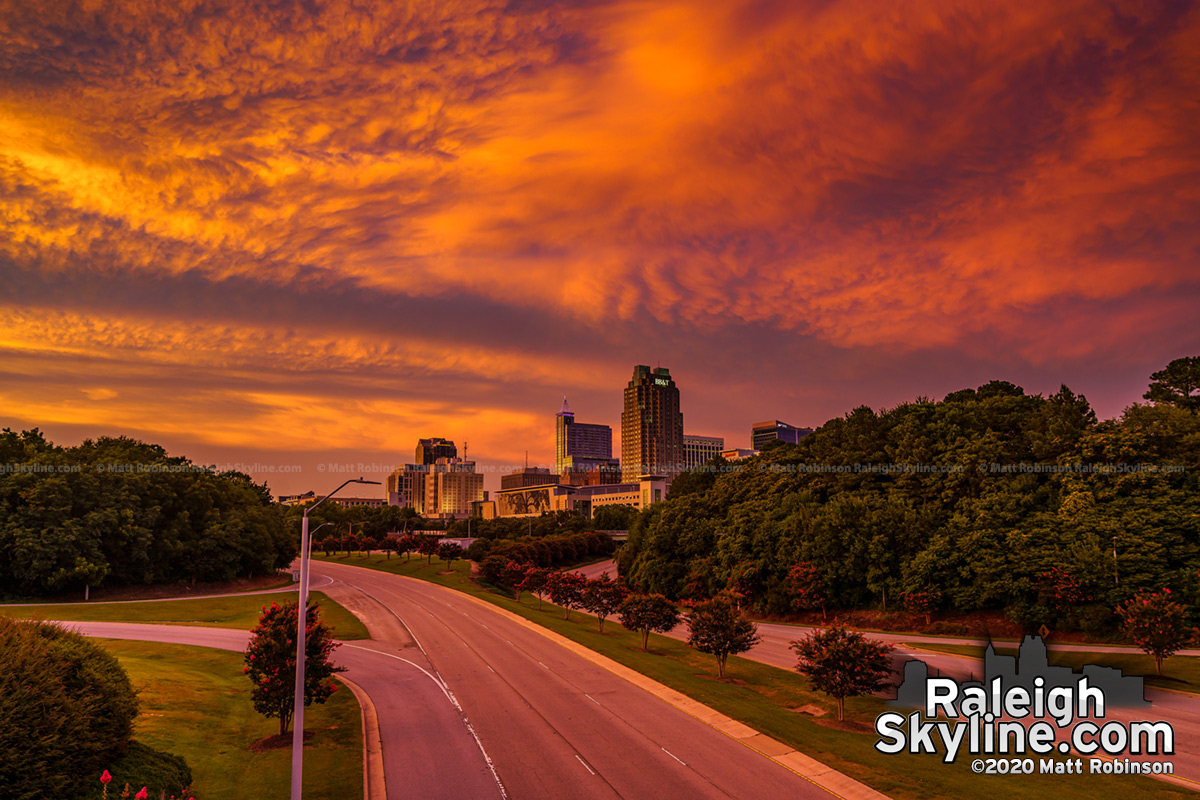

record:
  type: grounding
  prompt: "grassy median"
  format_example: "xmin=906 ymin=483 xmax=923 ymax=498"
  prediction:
xmin=314 ymin=552 xmax=1195 ymax=800
xmin=97 ymin=639 xmax=363 ymax=800
xmin=0 ymin=590 xmax=370 ymax=639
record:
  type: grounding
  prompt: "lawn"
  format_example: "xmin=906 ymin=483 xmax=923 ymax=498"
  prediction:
xmin=0 ymin=591 xmax=370 ymax=640
xmin=97 ymin=639 xmax=362 ymax=800
xmin=314 ymin=552 xmax=1192 ymax=800
xmin=905 ymin=641 xmax=1200 ymax=694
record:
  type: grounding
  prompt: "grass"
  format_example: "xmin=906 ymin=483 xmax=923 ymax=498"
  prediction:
xmin=97 ymin=639 xmax=362 ymax=800
xmin=314 ymin=552 xmax=1194 ymax=800
xmin=905 ymin=641 xmax=1200 ymax=695
xmin=0 ymin=591 xmax=371 ymax=640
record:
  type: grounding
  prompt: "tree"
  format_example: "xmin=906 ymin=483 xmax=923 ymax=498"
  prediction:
xmin=687 ymin=592 xmax=761 ymax=678
xmin=581 ymin=573 xmax=629 ymax=633
xmin=1116 ymin=589 xmax=1195 ymax=675
xmin=416 ymin=535 xmax=440 ymax=564
xmin=398 ymin=535 xmax=418 ymax=562
xmin=546 ymin=570 xmax=587 ymax=620
xmin=786 ymin=562 xmax=828 ymax=620
xmin=243 ymin=600 xmax=345 ymax=736
xmin=520 ymin=566 xmax=551 ymax=609
xmin=438 ymin=541 xmax=463 ymax=569
xmin=361 ymin=536 xmax=379 ymax=558
xmin=902 ymin=584 xmax=942 ymax=625
xmin=617 ymin=593 xmax=680 ymax=649
xmin=501 ymin=560 xmax=531 ymax=601
xmin=379 ymin=536 xmax=397 ymax=560
xmin=319 ymin=536 xmax=339 ymax=557
xmin=1038 ymin=566 xmax=1088 ymax=617
xmin=791 ymin=620 xmax=894 ymax=721
xmin=1144 ymin=356 xmax=1200 ymax=412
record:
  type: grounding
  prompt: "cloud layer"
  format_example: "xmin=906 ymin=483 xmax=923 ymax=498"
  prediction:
xmin=2 ymin=0 xmax=1198 ymax=491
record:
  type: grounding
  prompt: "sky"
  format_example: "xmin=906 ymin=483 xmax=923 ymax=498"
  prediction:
xmin=1 ymin=0 xmax=1198 ymax=496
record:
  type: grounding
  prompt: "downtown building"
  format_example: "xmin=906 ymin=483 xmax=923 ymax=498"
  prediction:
xmin=387 ymin=437 xmax=484 ymax=518
xmin=682 ymin=434 xmax=724 ymax=471
xmin=621 ymin=365 xmax=684 ymax=480
xmin=750 ymin=420 xmax=813 ymax=450
xmin=555 ymin=397 xmax=619 ymax=481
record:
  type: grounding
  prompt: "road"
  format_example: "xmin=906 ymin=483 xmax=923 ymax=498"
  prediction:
xmin=310 ymin=560 xmax=841 ymax=800
xmin=57 ymin=620 xmax=505 ymax=800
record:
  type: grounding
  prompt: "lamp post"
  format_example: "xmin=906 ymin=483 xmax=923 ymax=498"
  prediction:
xmin=292 ymin=478 xmax=379 ymax=800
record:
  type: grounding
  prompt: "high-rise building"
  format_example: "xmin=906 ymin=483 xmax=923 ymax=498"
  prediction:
xmin=423 ymin=457 xmax=484 ymax=517
xmin=621 ymin=365 xmax=683 ymax=480
xmin=683 ymin=434 xmax=725 ymax=470
xmin=555 ymin=397 xmax=614 ymax=475
xmin=415 ymin=437 xmax=457 ymax=465
xmin=386 ymin=464 xmax=428 ymax=512
xmin=750 ymin=420 xmax=813 ymax=450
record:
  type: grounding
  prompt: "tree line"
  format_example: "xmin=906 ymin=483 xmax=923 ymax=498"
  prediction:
xmin=0 ymin=430 xmax=295 ymax=598
xmin=619 ymin=368 xmax=1200 ymax=635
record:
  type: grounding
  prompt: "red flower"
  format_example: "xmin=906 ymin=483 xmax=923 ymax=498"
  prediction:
xmin=136 ymin=788 xmax=149 ymax=800
xmin=101 ymin=770 xmax=112 ymax=784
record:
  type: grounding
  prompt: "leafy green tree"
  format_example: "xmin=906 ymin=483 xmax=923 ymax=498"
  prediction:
xmin=687 ymin=592 xmax=761 ymax=678
xmin=546 ymin=570 xmax=587 ymax=620
xmin=581 ymin=573 xmax=629 ymax=633
xmin=617 ymin=593 xmax=680 ymax=649
xmin=1144 ymin=356 xmax=1200 ymax=412
xmin=791 ymin=620 xmax=894 ymax=720
xmin=243 ymin=600 xmax=345 ymax=736
xmin=1116 ymin=589 xmax=1195 ymax=675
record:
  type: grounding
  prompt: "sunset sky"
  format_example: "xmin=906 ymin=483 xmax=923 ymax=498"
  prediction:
xmin=2 ymin=0 xmax=1198 ymax=496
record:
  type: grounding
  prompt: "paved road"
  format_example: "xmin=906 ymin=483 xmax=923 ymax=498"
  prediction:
xmin=56 ymin=620 xmax=503 ymax=800
xmin=0 ymin=575 xmax=332 ymax=606
xmin=311 ymin=560 xmax=838 ymax=800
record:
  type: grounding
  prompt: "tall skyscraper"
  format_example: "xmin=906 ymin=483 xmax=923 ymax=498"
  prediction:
xmin=555 ymin=397 xmax=614 ymax=475
xmin=621 ymin=365 xmax=683 ymax=480
xmin=415 ymin=437 xmax=457 ymax=465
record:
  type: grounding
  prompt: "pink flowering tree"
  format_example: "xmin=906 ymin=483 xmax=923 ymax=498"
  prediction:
xmin=243 ymin=600 xmax=345 ymax=736
xmin=1038 ymin=566 xmax=1088 ymax=617
xmin=786 ymin=562 xmax=828 ymax=620
xmin=1116 ymin=588 xmax=1196 ymax=676
xmin=902 ymin=584 xmax=942 ymax=625
xmin=791 ymin=620 xmax=894 ymax=721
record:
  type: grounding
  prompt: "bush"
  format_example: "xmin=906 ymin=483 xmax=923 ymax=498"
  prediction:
xmin=0 ymin=618 xmax=140 ymax=797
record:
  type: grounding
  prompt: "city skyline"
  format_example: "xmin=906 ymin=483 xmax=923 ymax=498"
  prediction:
xmin=2 ymin=0 xmax=1198 ymax=497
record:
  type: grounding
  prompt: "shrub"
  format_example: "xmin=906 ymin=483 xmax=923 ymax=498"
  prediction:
xmin=0 ymin=618 xmax=139 ymax=797
xmin=90 ymin=742 xmax=192 ymax=800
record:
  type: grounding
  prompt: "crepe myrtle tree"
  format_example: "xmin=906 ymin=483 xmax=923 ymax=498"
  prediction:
xmin=546 ymin=570 xmax=587 ymax=620
xmin=786 ymin=562 xmax=828 ymax=620
xmin=791 ymin=620 xmax=894 ymax=721
xmin=687 ymin=592 xmax=761 ymax=678
xmin=1117 ymin=588 xmax=1196 ymax=676
xmin=520 ymin=566 xmax=551 ymax=609
xmin=617 ymin=593 xmax=680 ymax=650
xmin=581 ymin=573 xmax=629 ymax=633
xmin=438 ymin=541 xmax=464 ymax=569
xmin=243 ymin=600 xmax=344 ymax=737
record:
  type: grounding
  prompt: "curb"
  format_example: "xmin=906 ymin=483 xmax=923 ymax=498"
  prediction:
xmin=396 ymin=574 xmax=888 ymax=800
xmin=338 ymin=675 xmax=387 ymax=800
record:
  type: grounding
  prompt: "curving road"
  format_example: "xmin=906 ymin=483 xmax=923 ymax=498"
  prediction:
xmin=310 ymin=560 xmax=842 ymax=800
xmin=58 ymin=620 xmax=504 ymax=800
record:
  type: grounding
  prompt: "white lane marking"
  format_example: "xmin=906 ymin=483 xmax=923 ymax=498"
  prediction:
xmin=661 ymin=747 xmax=686 ymax=766
xmin=575 ymin=755 xmax=596 ymax=776
xmin=481 ymin=623 xmax=489 ymax=629
xmin=332 ymin=577 xmax=432 ymax=659
xmin=342 ymin=644 xmax=453 ymax=703
xmin=538 ymin=661 xmax=549 ymax=669
xmin=506 ymin=640 xmax=513 ymax=646
xmin=584 ymin=693 xmax=601 ymax=705
xmin=487 ymin=665 xmax=496 ymax=673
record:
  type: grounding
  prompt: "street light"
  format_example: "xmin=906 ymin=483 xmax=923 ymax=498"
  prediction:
xmin=292 ymin=478 xmax=379 ymax=800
